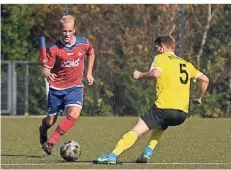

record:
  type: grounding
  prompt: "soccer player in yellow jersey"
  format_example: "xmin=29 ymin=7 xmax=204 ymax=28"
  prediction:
xmin=93 ymin=35 xmax=209 ymax=164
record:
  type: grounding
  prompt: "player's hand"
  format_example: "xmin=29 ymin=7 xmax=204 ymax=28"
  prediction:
xmin=133 ymin=70 xmax=141 ymax=80
xmin=87 ymin=74 xmax=94 ymax=85
xmin=47 ymin=73 xmax=57 ymax=81
xmin=192 ymin=98 xmax=202 ymax=105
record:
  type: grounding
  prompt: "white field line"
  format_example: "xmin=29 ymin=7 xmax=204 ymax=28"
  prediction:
xmin=2 ymin=162 xmax=231 ymax=166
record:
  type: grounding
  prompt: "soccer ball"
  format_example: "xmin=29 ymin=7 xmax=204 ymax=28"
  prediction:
xmin=60 ymin=140 xmax=81 ymax=161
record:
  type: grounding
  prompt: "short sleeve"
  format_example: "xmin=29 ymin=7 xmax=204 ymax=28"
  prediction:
xmin=44 ymin=48 xmax=56 ymax=69
xmin=149 ymin=55 xmax=163 ymax=72
xmin=189 ymin=63 xmax=202 ymax=79
xmin=86 ymin=39 xmax=94 ymax=55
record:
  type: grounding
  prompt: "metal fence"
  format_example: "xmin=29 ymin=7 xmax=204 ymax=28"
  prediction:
xmin=1 ymin=61 xmax=12 ymax=114
xmin=1 ymin=61 xmax=47 ymax=115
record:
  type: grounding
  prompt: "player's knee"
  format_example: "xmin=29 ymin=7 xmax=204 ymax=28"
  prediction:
xmin=131 ymin=119 xmax=150 ymax=137
xmin=45 ymin=116 xmax=55 ymax=126
xmin=67 ymin=108 xmax=81 ymax=119
xmin=67 ymin=111 xmax=79 ymax=119
xmin=131 ymin=128 xmax=144 ymax=137
xmin=52 ymin=117 xmax=58 ymax=125
xmin=131 ymin=127 xmax=147 ymax=137
xmin=47 ymin=120 xmax=54 ymax=126
xmin=66 ymin=114 xmax=78 ymax=124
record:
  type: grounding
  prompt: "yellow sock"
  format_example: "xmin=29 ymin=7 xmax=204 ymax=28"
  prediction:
xmin=112 ymin=131 xmax=138 ymax=156
xmin=148 ymin=127 xmax=164 ymax=150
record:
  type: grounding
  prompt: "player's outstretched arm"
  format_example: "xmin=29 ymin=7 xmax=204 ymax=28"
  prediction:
xmin=193 ymin=74 xmax=209 ymax=104
xmin=133 ymin=69 xmax=161 ymax=80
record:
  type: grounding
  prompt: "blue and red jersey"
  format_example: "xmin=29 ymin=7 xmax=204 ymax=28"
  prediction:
xmin=44 ymin=36 xmax=93 ymax=89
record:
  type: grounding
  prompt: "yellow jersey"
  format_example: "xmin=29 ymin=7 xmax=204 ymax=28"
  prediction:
xmin=150 ymin=52 xmax=202 ymax=113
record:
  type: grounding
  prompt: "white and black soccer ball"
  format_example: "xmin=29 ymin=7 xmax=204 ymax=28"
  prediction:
xmin=60 ymin=140 xmax=81 ymax=162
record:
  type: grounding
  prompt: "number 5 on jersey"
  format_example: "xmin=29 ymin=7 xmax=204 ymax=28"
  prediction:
xmin=179 ymin=64 xmax=189 ymax=84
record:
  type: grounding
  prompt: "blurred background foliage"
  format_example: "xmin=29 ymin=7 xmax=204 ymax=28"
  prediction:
xmin=1 ymin=4 xmax=231 ymax=117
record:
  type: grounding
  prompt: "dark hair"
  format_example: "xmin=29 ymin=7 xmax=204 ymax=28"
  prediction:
xmin=154 ymin=35 xmax=175 ymax=50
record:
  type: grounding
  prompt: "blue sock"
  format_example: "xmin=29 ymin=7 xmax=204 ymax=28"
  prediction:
xmin=144 ymin=146 xmax=153 ymax=154
xmin=108 ymin=152 xmax=118 ymax=158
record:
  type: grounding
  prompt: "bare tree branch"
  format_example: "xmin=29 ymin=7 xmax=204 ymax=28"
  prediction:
xmin=191 ymin=4 xmax=203 ymax=29
xmin=196 ymin=4 xmax=220 ymax=68
xmin=169 ymin=24 xmax=176 ymax=35
xmin=211 ymin=5 xmax=219 ymax=19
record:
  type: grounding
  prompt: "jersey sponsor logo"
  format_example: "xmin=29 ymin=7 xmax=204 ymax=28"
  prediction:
xmin=78 ymin=52 xmax=83 ymax=56
xmin=61 ymin=58 xmax=81 ymax=68
xmin=67 ymin=52 xmax=74 ymax=56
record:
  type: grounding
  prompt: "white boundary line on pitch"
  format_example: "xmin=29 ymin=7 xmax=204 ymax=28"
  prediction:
xmin=2 ymin=162 xmax=231 ymax=166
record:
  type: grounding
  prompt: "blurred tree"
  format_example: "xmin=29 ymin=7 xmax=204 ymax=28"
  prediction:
xmin=1 ymin=5 xmax=34 ymax=60
xmin=1 ymin=4 xmax=231 ymax=117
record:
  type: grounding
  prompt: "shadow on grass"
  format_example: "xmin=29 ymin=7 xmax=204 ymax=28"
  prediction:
xmin=57 ymin=160 xmax=137 ymax=164
xmin=1 ymin=154 xmax=45 ymax=158
xmin=117 ymin=160 xmax=137 ymax=164
xmin=58 ymin=160 xmax=93 ymax=163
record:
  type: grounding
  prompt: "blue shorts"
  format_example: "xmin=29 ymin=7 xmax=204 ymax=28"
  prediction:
xmin=47 ymin=86 xmax=83 ymax=116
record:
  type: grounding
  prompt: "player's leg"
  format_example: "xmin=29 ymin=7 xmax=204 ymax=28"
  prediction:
xmin=148 ymin=126 xmax=165 ymax=150
xmin=41 ymin=88 xmax=65 ymax=155
xmin=93 ymin=117 xmax=150 ymax=164
xmin=46 ymin=106 xmax=80 ymax=145
xmin=39 ymin=86 xmax=62 ymax=146
xmin=44 ymin=78 xmax=49 ymax=99
xmin=111 ymin=118 xmax=149 ymax=155
xmin=165 ymin=109 xmax=187 ymax=127
xmin=44 ymin=87 xmax=83 ymax=152
xmin=136 ymin=126 xmax=165 ymax=163
xmin=137 ymin=109 xmax=187 ymax=163
xmin=39 ymin=78 xmax=51 ymax=145
xmin=136 ymin=105 xmax=167 ymax=163
xmin=39 ymin=114 xmax=58 ymax=145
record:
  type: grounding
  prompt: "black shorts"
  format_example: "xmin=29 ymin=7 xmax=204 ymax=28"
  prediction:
xmin=141 ymin=105 xmax=187 ymax=130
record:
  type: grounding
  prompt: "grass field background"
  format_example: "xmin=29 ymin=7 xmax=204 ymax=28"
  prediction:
xmin=1 ymin=116 xmax=231 ymax=169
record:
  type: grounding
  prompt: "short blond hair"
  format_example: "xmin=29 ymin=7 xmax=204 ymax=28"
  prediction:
xmin=60 ymin=15 xmax=76 ymax=28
